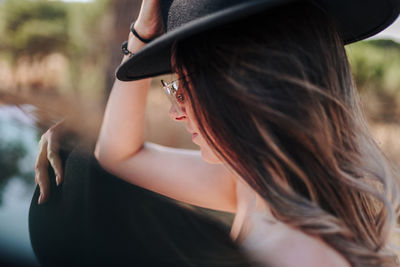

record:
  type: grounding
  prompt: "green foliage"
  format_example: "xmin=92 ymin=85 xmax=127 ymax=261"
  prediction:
xmin=346 ymin=39 xmax=400 ymax=122
xmin=0 ymin=0 xmax=110 ymax=58
xmin=346 ymin=39 xmax=400 ymax=95
xmin=2 ymin=0 xmax=68 ymax=57
xmin=4 ymin=0 xmax=66 ymax=32
xmin=0 ymin=0 xmax=111 ymax=95
xmin=10 ymin=18 xmax=67 ymax=54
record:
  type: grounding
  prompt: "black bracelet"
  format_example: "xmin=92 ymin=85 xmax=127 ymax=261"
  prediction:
xmin=121 ymin=40 xmax=134 ymax=57
xmin=130 ymin=21 xmax=154 ymax=44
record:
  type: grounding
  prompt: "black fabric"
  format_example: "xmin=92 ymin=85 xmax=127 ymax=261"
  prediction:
xmin=28 ymin=141 xmax=254 ymax=267
xmin=116 ymin=0 xmax=400 ymax=81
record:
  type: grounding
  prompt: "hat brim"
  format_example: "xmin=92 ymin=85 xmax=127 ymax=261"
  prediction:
xmin=116 ymin=0 xmax=400 ymax=81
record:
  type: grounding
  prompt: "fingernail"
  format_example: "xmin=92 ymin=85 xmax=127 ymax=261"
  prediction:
xmin=56 ymin=176 xmax=61 ymax=186
xmin=38 ymin=194 xmax=43 ymax=205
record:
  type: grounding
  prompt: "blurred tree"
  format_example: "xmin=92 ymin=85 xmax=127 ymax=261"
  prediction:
xmin=0 ymin=0 xmax=111 ymax=97
xmin=0 ymin=0 xmax=143 ymax=98
xmin=2 ymin=0 xmax=68 ymax=59
xmin=346 ymin=39 xmax=400 ymax=122
xmin=347 ymin=39 xmax=400 ymax=94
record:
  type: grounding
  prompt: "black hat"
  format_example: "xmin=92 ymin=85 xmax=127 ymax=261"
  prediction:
xmin=116 ymin=0 xmax=400 ymax=81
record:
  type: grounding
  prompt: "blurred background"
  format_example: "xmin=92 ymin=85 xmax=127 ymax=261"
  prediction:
xmin=0 ymin=0 xmax=399 ymax=266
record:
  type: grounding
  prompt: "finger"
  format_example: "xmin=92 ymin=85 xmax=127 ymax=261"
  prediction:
xmin=35 ymin=136 xmax=48 ymax=184
xmin=35 ymin=138 xmax=50 ymax=204
xmin=36 ymin=167 xmax=51 ymax=205
xmin=47 ymin=136 xmax=63 ymax=186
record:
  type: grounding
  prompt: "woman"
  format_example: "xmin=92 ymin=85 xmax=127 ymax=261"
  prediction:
xmin=34 ymin=0 xmax=400 ymax=266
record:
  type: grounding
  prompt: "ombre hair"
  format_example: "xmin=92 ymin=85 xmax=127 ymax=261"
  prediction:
xmin=172 ymin=1 xmax=400 ymax=266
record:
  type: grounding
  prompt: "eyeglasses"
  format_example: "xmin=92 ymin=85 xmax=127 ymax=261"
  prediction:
xmin=161 ymin=79 xmax=185 ymax=116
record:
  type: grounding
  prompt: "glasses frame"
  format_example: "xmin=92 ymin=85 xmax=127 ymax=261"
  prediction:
xmin=161 ymin=79 xmax=184 ymax=116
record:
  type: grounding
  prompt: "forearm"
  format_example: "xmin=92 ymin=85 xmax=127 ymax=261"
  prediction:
xmin=95 ymin=39 xmax=151 ymax=164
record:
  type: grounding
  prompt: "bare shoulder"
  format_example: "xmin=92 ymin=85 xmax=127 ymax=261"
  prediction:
xmin=243 ymin=216 xmax=351 ymax=267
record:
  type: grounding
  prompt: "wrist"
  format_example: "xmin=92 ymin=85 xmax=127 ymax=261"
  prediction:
xmin=121 ymin=34 xmax=147 ymax=64
xmin=133 ymin=19 xmax=161 ymax=40
xmin=133 ymin=23 xmax=156 ymax=40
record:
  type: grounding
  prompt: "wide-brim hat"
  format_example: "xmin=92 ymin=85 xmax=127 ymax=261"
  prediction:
xmin=116 ymin=0 xmax=400 ymax=81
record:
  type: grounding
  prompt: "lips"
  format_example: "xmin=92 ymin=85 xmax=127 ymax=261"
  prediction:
xmin=192 ymin=133 xmax=198 ymax=140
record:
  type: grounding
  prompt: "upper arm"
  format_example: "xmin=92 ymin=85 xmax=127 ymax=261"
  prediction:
xmin=247 ymin=222 xmax=351 ymax=267
xmin=272 ymin=232 xmax=351 ymax=267
xmin=96 ymin=142 xmax=238 ymax=213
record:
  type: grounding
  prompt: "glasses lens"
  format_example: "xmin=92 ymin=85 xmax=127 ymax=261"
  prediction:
xmin=172 ymin=80 xmax=179 ymax=91
xmin=161 ymin=80 xmax=183 ymax=116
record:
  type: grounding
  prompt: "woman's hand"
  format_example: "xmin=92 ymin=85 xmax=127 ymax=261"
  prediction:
xmin=124 ymin=0 xmax=164 ymax=61
xmin=35 ymin=120 xmax=65 ymax=204
xmin=134 ymin=0 xmax=164 ymax=39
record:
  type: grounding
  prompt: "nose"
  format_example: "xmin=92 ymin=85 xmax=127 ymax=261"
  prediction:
xmin=168 ymin=105 xmax=186 ymax=121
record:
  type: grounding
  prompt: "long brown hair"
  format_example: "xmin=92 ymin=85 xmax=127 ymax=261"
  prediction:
xmin=172 ymin=1 xmax=400 ymax=266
